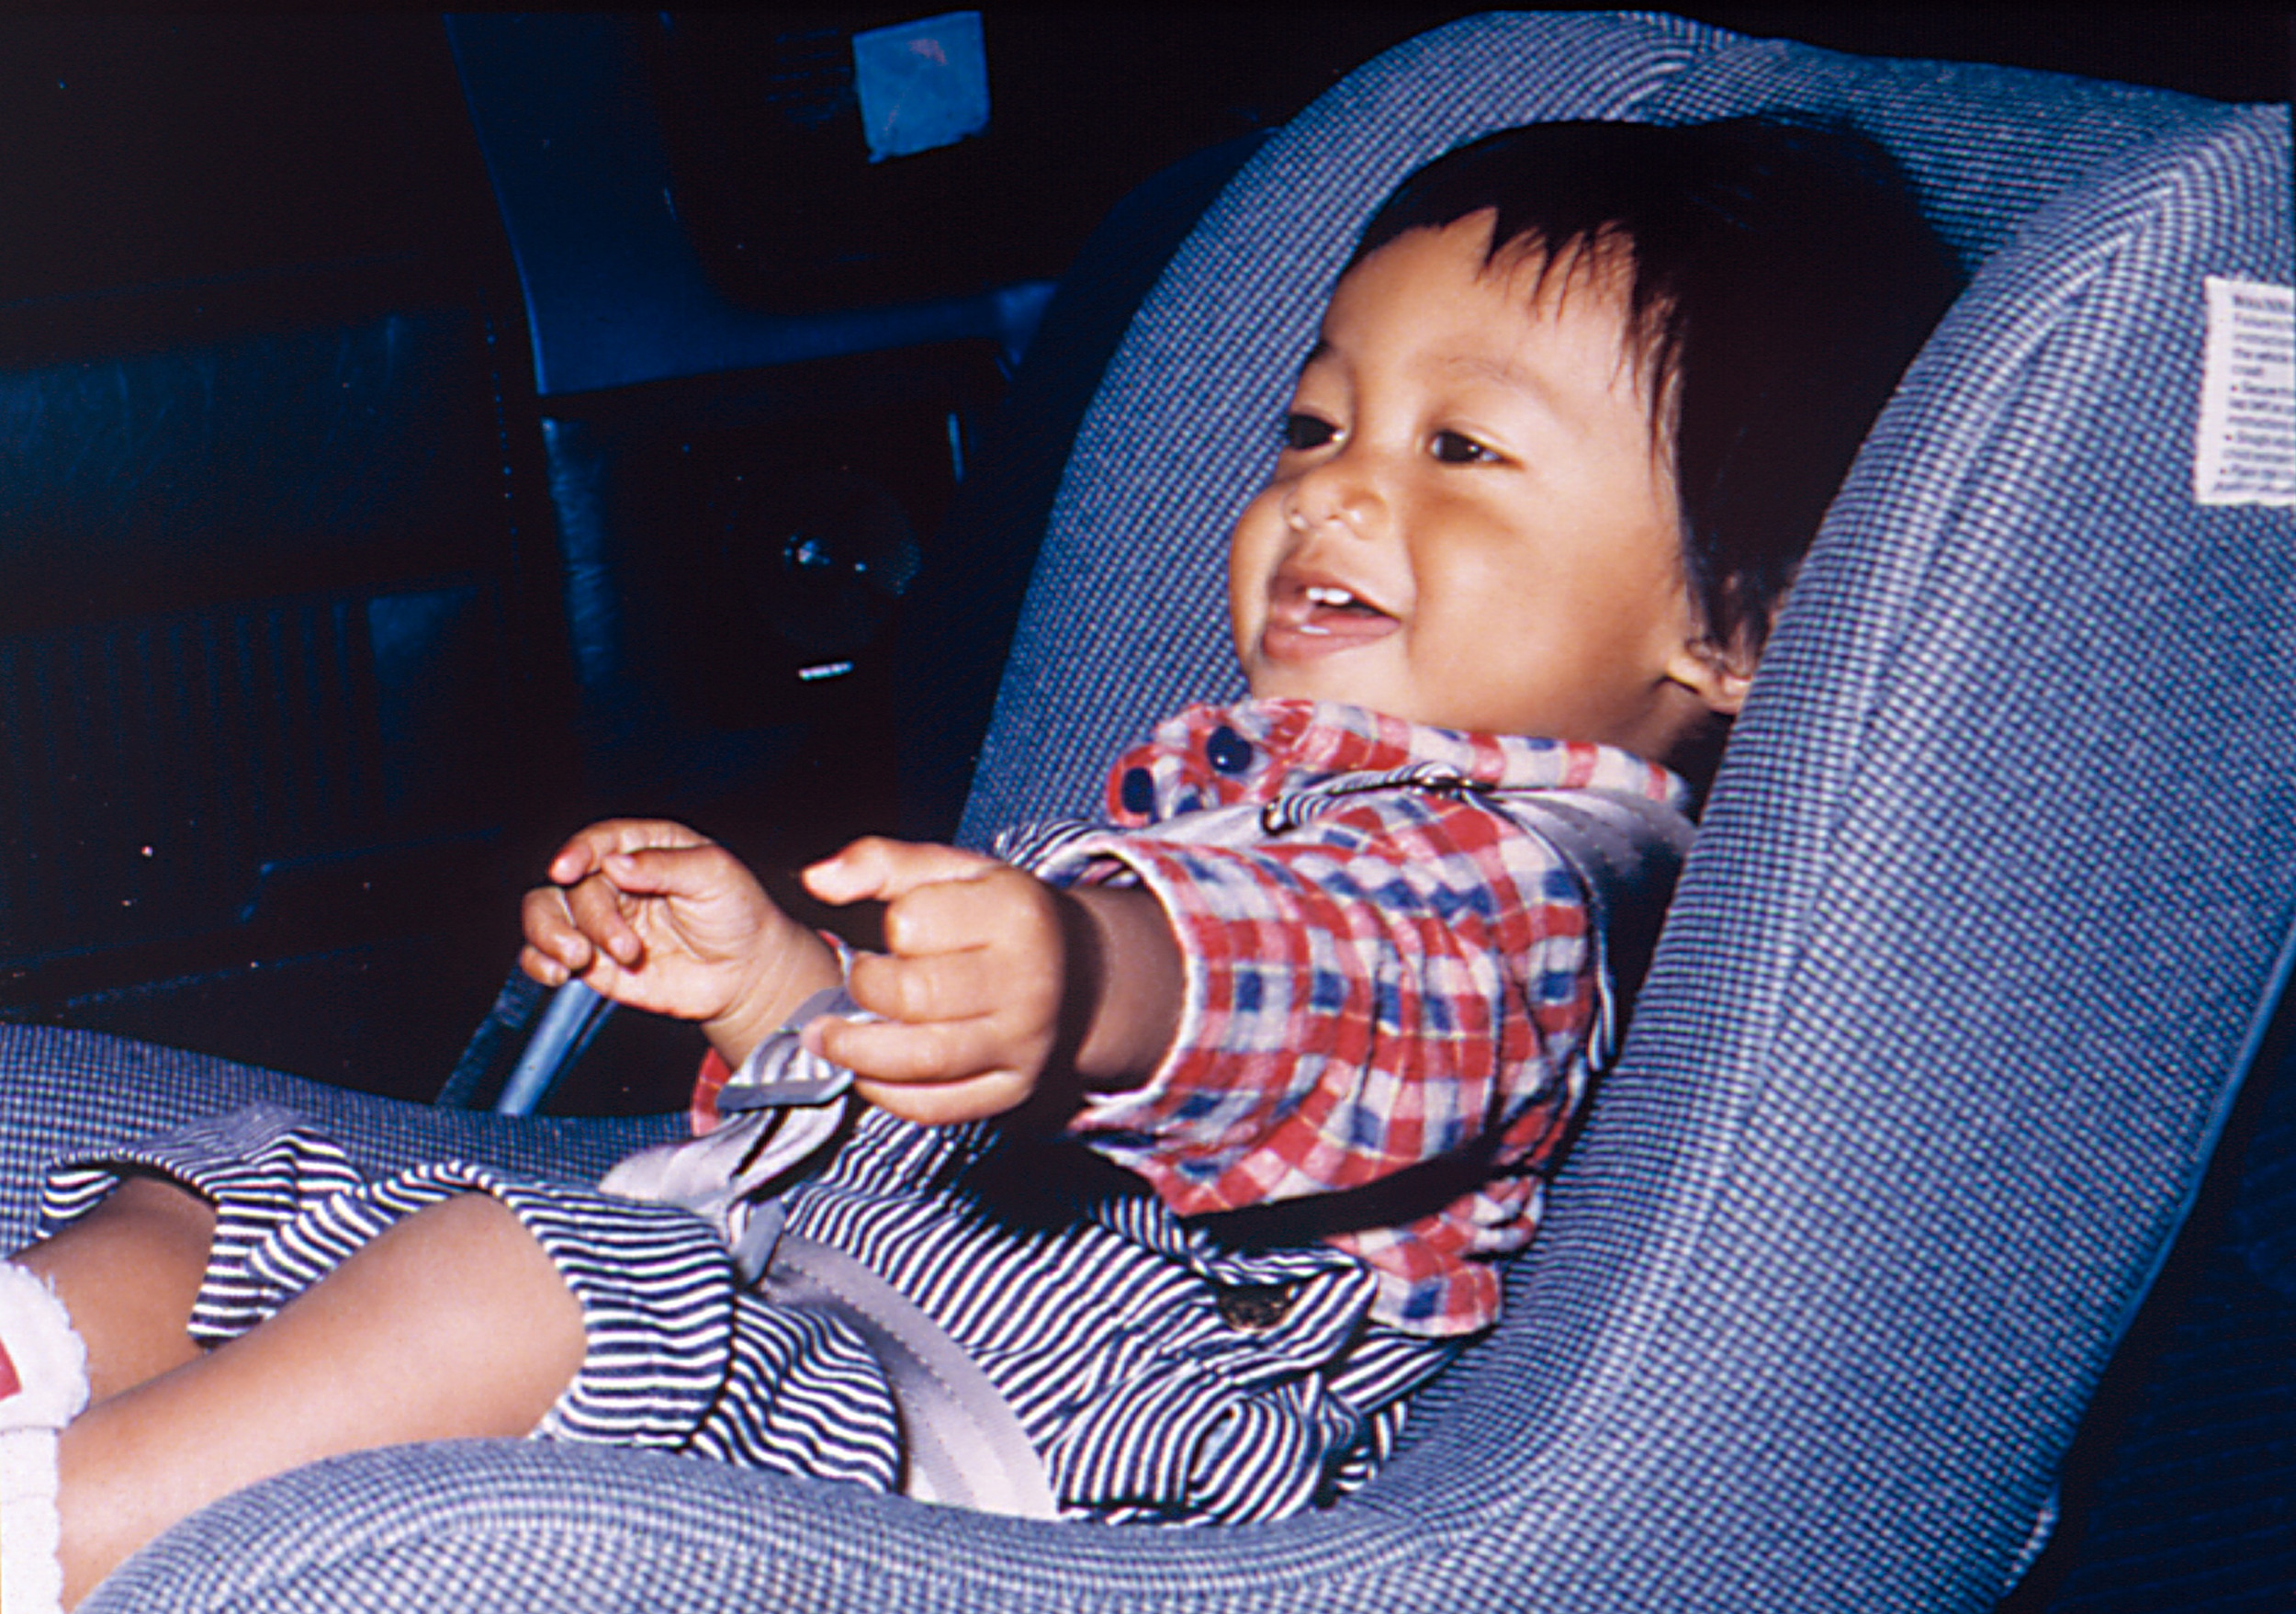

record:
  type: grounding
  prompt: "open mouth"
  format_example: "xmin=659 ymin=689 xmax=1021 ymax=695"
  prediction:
xmin=1261 ymin=575 xmax=1401 ymax=660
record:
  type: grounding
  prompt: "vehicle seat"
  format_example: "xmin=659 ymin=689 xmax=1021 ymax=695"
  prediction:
xmin=45 ymin=11 xmax=2295 ymax=1610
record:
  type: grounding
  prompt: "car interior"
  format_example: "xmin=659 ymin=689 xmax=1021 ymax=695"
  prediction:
xmin=0 ymin=9 xmax=2289 ymax=1610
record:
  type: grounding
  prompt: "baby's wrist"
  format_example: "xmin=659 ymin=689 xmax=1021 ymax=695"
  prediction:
xmin=703 ymin=927 xmax=846 ymax=1067
xmin=1063 ymin=884 xmax=1181 ymax=1094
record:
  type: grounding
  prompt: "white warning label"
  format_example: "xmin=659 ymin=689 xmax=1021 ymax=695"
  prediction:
xmin=2194 ymin=276 xmax=2294 ymax=507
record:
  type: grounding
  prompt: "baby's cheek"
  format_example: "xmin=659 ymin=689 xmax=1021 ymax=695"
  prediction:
xmin=1226 ymin=491 xmax=1286 ymax=593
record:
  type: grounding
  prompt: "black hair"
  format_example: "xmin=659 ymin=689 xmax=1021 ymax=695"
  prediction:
xmin=1351 ymin=116 xmax=1962 ymax=662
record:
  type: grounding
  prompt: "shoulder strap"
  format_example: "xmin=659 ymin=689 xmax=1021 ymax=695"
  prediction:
xmin=1484 ymin=788 xmax=1696 ymax=1072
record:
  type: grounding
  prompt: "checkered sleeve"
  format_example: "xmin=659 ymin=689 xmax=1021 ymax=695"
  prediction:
xmin=1039 ymin=787 xmax=1593 ymax=1324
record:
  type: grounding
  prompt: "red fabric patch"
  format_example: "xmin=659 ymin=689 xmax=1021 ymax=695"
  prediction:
xmin=0 ymin=1339 xmax=21 ymax=1400
xmin=691 ymin=1048 xmax=733 ymax=1136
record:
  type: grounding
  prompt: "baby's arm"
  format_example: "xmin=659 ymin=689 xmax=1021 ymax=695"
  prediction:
xmin=1041 ymin=790 xmax=1584 ymax=1215
xmin=521 ymin=818 xmax=843 ymax=1068
xmin=801 ymin=838 xmax=1182 ymax=1126
xmin=523 ymin=824 xmax=1184 ymax=1126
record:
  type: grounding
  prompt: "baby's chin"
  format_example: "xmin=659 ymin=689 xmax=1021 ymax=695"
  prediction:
xmin=1241 ymin=663 xmax=1338 ymax=709
xmin=1241 ymin=669 xmax=1556 ymax=739
xmin=1242 ymin=669 xmax=1403 ymax=725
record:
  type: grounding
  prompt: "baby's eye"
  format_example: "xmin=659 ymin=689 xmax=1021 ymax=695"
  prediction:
xmin=1282 ymin=412 xmax=1336 ymax=452
xmin=1430 ymin=430 xmax=1496 ymax=465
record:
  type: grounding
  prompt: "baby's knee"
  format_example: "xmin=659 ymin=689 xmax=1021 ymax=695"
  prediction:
xmin=118 ymin=1169 xmax=216 ymax=1234
xmin=365 ymin=1193 xmax=587 ymax=1381
xmin=67 ymin=1171 xmax=216 ymax=1251
xmin=392 ymin=1191 xmax=572 ymax=1292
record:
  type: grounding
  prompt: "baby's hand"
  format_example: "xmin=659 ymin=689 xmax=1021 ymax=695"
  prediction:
xmin=521 ymin=819 xmax=838 ymax=1059
xmin=801 ymin=839 xmax=1073 ymax=1126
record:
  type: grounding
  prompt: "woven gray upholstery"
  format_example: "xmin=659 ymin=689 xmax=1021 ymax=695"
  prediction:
xmin=33 ymin=11 xmax=2293 ymax=1610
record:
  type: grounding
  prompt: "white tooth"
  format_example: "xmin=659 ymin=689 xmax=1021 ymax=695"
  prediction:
xmin=1305 ymin=584 xmax=1356 ymax=607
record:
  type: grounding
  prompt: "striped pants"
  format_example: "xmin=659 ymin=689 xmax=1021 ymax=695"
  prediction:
xmin=40 ymin=1103 xmax=1457 ymax=1524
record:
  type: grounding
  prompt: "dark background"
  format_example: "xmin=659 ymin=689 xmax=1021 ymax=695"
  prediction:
xmin=3 ymin=10 xmax=2283 ymax=322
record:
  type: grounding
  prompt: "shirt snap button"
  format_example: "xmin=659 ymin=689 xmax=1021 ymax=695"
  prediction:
xmin=1120 ymin=767 xmax=1156 ymax=815
xmin=1216 ymin=1282 xmax=1296 ymax=1331
xmin=1206 ymin=726 xmax=1254 ymax=775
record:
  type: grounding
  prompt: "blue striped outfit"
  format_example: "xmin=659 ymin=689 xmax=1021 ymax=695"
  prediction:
xmin=39 ymin=1103 xmax=1453 ymax=1522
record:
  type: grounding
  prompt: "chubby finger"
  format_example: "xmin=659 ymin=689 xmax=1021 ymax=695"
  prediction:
xmin=814 ymin=1015 xmax=1039 ymax=1123
xmin=843 ymin=945 xmax=1021 ymax=1029
xmin=596 ymin=841 xmax=756 ymax=905
xmin=803 ymin=837 xmax=1000 ymax=907
xmin=519 ymin=938 xmax=640 ymax=995
xmin=876 ymin=867 xmax=1062 ymax=973
xmin=853 ymin=1070 xmax=1036 ymax=1128
xmin=521 ymin=940 xmax=647 ymax=1006
xmin=546 ymin=818 xmax=715 ymax=886
xmin=520 ymin=886 xmax=596 ymax=976
xmin=562 ymin=871 xmax=645 ymax=967
xmin=519 ymin=942 xmax=571 ymax=988
xmin=815 ymin=1012 xmax=1024 ymax=1089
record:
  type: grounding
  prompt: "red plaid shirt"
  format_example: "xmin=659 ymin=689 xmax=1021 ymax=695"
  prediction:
xmin=691 ymin=698 xmax=1687 ymax=1336
xmin=996 ymin=700 xmax=1690 ymax=1337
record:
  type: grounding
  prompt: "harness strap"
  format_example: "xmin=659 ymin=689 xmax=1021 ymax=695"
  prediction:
xmin=602 ymin=987 xmax=1060 ymax=1515
xmin=758 ymin=1233 xmax=1061 ymax=1518
xmin=1487 ymin=788 xmax=1696 ymax=1072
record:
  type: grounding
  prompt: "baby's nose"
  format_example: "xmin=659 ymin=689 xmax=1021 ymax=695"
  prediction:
xmin=1286 ymin=451 xmax=1385 ymax=535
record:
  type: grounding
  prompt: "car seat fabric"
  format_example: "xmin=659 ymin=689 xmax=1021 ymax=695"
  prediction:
xmin=62 ymin=12 xmax=2296 ymax=1613
xmin=0 ymin=1033 xmax=674 ymax=1246
xmin=1480 ymin=103 xmax=2295 ymax=1609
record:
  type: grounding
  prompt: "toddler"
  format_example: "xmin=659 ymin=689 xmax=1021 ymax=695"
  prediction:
xmin=0 ymin=115 xmax=1955 ymax=1609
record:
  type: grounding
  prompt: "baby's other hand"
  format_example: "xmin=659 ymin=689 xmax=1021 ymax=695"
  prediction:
xmin=521 ymin=820 xmax=833 ymax=1053
xmin=802 ymin=838 xmax=1071 ymax=1126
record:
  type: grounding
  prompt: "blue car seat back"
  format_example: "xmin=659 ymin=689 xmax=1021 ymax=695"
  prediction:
xmin=961 ymin=8 xmax=2292 ymax=1604
xmin=1452 ymin=100 xmax=2292 ymax=1604
xmin=49 ymin=14 xmax=2296 ymax=1612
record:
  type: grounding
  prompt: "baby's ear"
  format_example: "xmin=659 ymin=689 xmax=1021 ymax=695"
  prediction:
xmin=1664 ymin=626 xmax=1762 ymax=718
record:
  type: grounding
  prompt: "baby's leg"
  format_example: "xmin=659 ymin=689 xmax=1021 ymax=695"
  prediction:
xmin=3 ymin=1175 xmax=215 ymax=1614
xmin=54 ymin=1191 xmax=583 ymax=1608
xmin=14 ymin=1175 xmax=214 ymax=1402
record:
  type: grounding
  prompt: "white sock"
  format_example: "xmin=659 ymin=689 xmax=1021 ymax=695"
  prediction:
xmin=0 ymin=1261 xmax=88 ymax=1614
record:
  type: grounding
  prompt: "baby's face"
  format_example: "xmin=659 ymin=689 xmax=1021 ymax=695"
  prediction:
xmin=1228 ymin=213 xmax=1739 ymax=759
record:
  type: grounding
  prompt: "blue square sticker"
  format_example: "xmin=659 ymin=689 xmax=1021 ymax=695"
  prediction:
xmin=850 ymin=11 xmax=990 ymax=164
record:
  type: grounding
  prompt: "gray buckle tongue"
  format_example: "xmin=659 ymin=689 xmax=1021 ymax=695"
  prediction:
xmin=715 ymin=1074 xmax=850 ymax=1112
xmin=728 ymin=1198 xmax=789 ymax=1287
xmin=600 ymin=983 xmax=871 ymax=1275
xmin=598 ymin=1094 xmax=849 ymax=1281
xmin=715 ymin=986 xmax=872 ymax=1112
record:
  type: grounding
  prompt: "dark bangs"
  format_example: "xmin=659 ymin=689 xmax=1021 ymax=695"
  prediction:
xmin=1349 ymin=117 xmax=1962 ymax=658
